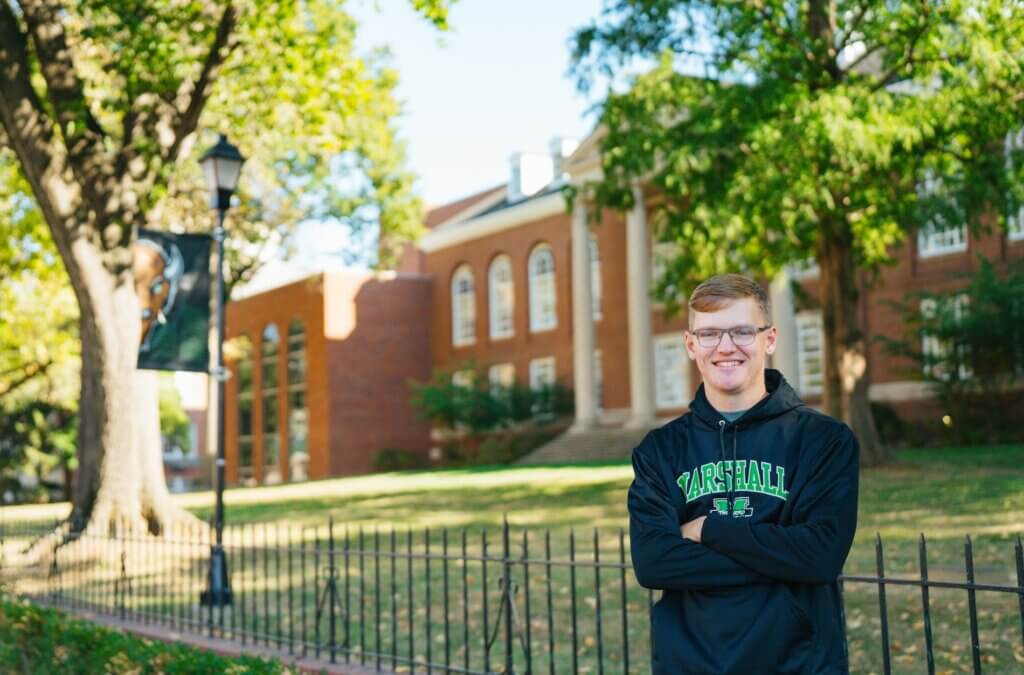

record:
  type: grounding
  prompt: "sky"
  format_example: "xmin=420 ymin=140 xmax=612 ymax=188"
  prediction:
xmin=352 ymin=0 xmax=606 ymax=206
xmin=240 ymin=0 xmax=607 ymax=294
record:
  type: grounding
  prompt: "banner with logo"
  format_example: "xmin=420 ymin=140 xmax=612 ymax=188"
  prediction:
xmin=134 ymin=229 xmax=213 ymax=372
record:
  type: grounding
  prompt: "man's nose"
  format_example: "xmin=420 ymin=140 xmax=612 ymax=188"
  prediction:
xmin=716 ymin=333 xmax=738 ymax=351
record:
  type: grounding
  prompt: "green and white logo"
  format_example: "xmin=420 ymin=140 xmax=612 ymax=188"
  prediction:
xmin=711 ymin=496 xmax=754 ymax=517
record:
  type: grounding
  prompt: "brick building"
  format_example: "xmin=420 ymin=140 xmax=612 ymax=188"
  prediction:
xmin=222 ymin=128 xmax=1024 ymax=485
xmin=404 ymin=129 xmax=1024 ymax=437
xmin=222 ymin=271 xmax=432 ymax=485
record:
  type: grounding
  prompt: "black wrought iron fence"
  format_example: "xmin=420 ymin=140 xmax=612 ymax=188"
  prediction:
xmin=1 ymin=516 xmax=1022 ymax=674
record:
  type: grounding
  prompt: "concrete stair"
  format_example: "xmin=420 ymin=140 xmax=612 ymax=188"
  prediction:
xmin=518 ymin=424 xmax=656 ymax=464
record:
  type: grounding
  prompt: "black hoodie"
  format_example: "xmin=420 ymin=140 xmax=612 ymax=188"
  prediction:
xmin=628 ymin=370 xmax=858 ymax=674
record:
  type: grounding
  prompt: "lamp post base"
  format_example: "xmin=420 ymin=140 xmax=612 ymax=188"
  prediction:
xmin=199 ymin=544 xmax=233 ymax=606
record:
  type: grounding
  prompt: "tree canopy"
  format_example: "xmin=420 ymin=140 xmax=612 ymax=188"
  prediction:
xmin=571 ymin=1 xmax=1024 ymax=463
xmin=0 ymin=0 xmax=452 ymax=527
xmin=573 ymin=0 xmax=1024 ymax=295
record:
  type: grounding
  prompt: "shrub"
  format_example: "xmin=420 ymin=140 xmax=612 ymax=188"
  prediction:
xmin=410 ymin=366 xmax=574 ymax=434
xmin=0 ymin=596 xmax=283 ymax=673
xmin=879 ymin=256 xmax=1024 ymax=444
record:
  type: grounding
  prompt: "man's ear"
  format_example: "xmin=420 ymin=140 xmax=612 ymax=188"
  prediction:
xmin=765 ymin=325 xmax=778 ymax=355
xmin=684 ymin=331 xmax=698 ymax=360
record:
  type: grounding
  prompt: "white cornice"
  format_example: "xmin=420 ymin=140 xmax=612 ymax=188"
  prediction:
xmin=418 ymin=191 xmax=567 ymax=253
xmin=429 ymin=187 xmax=508 ymax=231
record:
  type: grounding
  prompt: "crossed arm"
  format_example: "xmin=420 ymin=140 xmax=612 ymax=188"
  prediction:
xmin=629 ymin=431 xmax=859 ymax=590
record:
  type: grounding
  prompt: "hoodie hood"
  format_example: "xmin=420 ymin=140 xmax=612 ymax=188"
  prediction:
xmin=688 ymin=368 xmax=804 ymax=429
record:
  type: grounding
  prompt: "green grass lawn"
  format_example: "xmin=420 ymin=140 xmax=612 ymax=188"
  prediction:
xmin=3 ymin=445 xmax=1023 ymax=674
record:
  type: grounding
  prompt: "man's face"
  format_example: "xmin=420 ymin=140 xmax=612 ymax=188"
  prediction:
xmin=684 ymin=297 xmax=777 ymax=402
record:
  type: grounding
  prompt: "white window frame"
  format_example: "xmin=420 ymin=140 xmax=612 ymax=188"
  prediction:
xmin=488 ymin=255 xmax=515 ymax=340
xmin=488 ymin=363 xmax=515 ymax=393
xmin=529 ymin=356 xmax=556 ymax=391
xmin=451 ymin=264 xmax=476 ymax=347
xmin=921 ymin=295 xmax=972 ymax=381
xmin=795 ymin=311 xmax=825 ymax=396
xmin=528 ymin=244 xmax=557 ymax=332
xmin=452 ymin=369 xmax=474 ymax=389
xmin=653 ymin=332 xmax=688 ymax=410
xmin=917 ymin=173 xmax=968 ymax=258
xmin=1004 ymin=126 xmax=1024 ymax=241
xmin=589 ymin=233 xmax=602 ymax=321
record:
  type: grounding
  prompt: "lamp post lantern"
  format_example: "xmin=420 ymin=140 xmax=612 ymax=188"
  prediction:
xmin=199 ymin=134 xmax=244 ymax=607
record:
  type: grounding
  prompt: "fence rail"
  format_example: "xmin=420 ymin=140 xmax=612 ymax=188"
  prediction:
xmin=1 ymin=516 xmax=1022 ymax=674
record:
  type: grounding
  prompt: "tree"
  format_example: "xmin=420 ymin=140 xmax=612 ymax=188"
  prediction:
xmin=570 ymin=0 xmax=1024 ymax=464
xmin=0 ymin=0 xmax=452 ymax=534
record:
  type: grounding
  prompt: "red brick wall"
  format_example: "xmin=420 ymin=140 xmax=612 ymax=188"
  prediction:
xmin=321 ymin=272 xmax=434 ymax=475
xmin=224 ymin=276 xmax=328 ymax=484
xmin=425 ymin=210 xmax=577 ymax=390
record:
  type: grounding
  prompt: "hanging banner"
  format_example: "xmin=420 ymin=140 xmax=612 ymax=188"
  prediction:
xmin=134 ymin=229 xmax=213 ymax=372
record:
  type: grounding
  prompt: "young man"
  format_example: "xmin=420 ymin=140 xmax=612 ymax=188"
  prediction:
xmin=628 ymin=273 xmax=859 ymax=674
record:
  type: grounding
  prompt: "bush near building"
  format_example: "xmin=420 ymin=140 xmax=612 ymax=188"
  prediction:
xmin=408 ymin=367 xmax=573 ymax=465
xmin=880 ymin=257 xmax=1024 ymax=445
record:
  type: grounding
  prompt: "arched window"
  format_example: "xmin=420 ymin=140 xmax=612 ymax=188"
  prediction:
xmin=528 ymin=244 xmax=557 ymax=332
xmin=286 ymin=319 xmax=308 ymax=481
xmin=261 ymin=323 xmax=281 ymax=484
xmin=451 ymin=265 xmax=476 ymax=346
xmin=234 ymin=334 xmax=254 ymax=484
xmin=589 ymin=233 xmax=602 ymax=321
xmin=489 ymin=254 xmax=514 ymax=339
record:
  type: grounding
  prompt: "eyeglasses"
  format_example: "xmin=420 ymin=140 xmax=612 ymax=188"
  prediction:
xmin=691 ymin=325 xmax=772 ymax=348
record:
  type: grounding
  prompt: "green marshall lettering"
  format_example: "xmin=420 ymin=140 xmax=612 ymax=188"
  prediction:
xmin=715 ymin=461 xmax=730 ymax=492
xmin=700 ymin=462 xmax=720 ymax=497
xmin=733 ymin=460 xmax=748 ymax=491
xmin=676 ymin=460 xmax=790 ymax=503
xmin=762 ymin=461 xmax=779 ymax=497
xmin=746 ymin=460 xmax=763 ymax=493
xmin=687 ymin=472 xmax=702 ymax=501
xmin=775 ymin=466 xmax=790 ymax=500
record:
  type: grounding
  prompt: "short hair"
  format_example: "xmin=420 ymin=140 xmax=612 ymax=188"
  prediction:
xmin=688 ymin=274 xmax=771 ymax=327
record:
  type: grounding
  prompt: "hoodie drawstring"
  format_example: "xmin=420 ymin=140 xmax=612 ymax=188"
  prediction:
xmin=718 ymin=419 xmax=740 ymax=516
xmin=731 ymin=423 xmax=739 ymax=515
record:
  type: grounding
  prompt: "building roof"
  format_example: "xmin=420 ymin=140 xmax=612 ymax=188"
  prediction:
xmin=469 ymin=182 xmax=566 ymax=220
xmin=425 ymin=184 xmax=506 ymax=230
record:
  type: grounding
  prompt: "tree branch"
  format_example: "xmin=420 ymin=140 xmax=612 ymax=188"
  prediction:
xmin=165 ymin=4 xmax=238 ymax=162
xmin=0 ymin=359 xmax=53 ymax=398
xmin=0 ymin=2 xmax=76 ymax=248
xmin=20 ymin=0 xmax=110 ymax=205
xmin=869 ymin=4 xmax=933 ymax=93
xmin=834 ymin=1 xmax=873 ymax=55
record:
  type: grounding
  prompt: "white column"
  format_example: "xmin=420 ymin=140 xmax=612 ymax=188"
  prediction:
xmin=626 ymin=185 xmax=656 ymax=428
xmin=769 ymin=269 xmax=800 ymax=384
xmin=571 ymin=196 xmax=597 ymax=432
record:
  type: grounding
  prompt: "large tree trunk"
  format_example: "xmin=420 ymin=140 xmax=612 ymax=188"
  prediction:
xmin=67 ymin=239 xmax=193 ymax=535
xmin=1 ymin=0 xmax=227 ymax=542
xmin=818 ymin=226 xmax=888 ymax=466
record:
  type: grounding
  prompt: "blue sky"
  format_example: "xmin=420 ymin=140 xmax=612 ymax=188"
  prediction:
xmin=241 ymin=0 xmax=607 ymax=292
xmin=351 ymin=0 xmax=606 ymax=206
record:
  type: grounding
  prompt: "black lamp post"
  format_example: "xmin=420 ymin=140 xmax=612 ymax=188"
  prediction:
xmin=199 ymin=134 xmax=244 ymax=607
